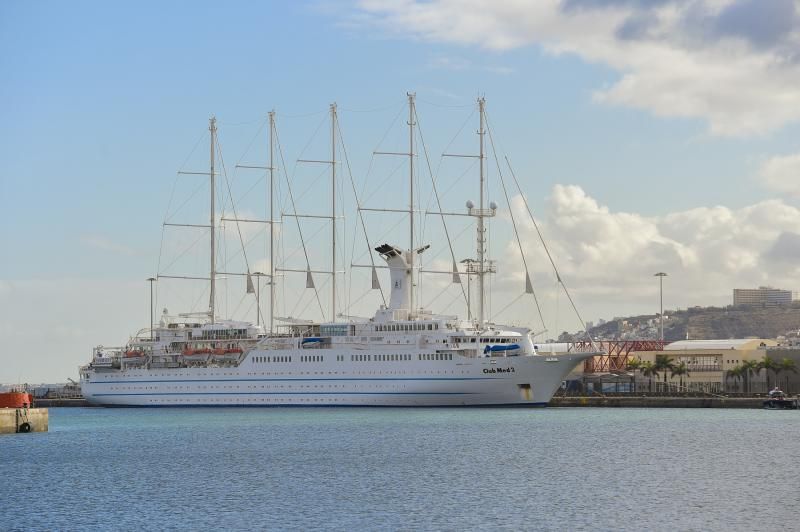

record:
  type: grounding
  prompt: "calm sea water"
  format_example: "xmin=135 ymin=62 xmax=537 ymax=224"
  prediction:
xmin=1 ymin=407 xmax=797 ymax=531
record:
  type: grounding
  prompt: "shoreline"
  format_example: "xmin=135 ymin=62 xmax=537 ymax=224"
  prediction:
xmin=33 ymin=396 xmax=791 ymax=408
xmin=548 ymin=396 xmax=786 ymax=408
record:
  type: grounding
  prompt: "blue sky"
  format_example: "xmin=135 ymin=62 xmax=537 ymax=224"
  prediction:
xmin=4 ymin=0 xmax=800 ymax=381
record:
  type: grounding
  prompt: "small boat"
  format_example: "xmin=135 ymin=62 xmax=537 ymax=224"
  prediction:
xmin=763 ymin=388 xmax=798 ymax=410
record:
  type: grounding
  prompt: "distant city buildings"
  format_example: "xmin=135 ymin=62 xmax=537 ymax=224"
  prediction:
xmin=733 ymin=286 xmax=792 ymax=306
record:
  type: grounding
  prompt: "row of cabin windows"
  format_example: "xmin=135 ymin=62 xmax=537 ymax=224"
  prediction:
xmin=350 ymin=354 xmax=413 ymax=362
xmin=419 ymin=353 xmax=452 ymax=361
xmin=196 ymin=329 xmax=248 ymax=340
xmin=374 ymin=323 xmax=438 ymax=332
xmin=301 ymin=355 xmax=323 ymax=363
xmin=253 ymin=356 xmax=292 ymax=364
xmin=453 ymin=337 xmax=515 ymax=344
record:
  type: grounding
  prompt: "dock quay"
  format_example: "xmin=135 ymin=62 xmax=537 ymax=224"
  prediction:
xmin=1 ymin=408 xmax=48 ymax=434
xmin=549 ymin=396 xmax=771 ymax=408
xmin=34 ymin=398 xmax=91 ymax=407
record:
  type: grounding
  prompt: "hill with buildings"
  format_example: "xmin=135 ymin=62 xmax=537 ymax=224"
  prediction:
xmin=574 ymin=302 xmax=800 ymax=342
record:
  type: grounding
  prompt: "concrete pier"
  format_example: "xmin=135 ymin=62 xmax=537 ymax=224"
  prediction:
xmin=549 ymin=396 xmax=767 ymax=408
xmin=34 ymin=398 xmax=90 ymax=407
xmin=0 ymin=408 xmax=49 ymax=434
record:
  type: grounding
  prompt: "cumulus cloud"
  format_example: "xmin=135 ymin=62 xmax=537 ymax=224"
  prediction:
xmin=759 ymin=153 xmax=800 ymax=196
xmin=351 ymin=0 xmax=800 ymax=136
xmin=500 ymin=185 xmax=800 ymax=323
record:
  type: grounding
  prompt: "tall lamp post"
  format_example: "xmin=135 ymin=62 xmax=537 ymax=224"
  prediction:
xmin=147 ymin=277 xmax=157 ymax=341
xmin=253 ymin=272 xmax=264 ymax=327
xmin=654 ymin=272 xmax=667 ymax=342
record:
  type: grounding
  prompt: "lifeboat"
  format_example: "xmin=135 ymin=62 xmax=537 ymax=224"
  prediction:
xmin=0 ymin=392 xmax=33 ymax=408
xmin=225 ymin=347 xmax=243 ymax=354
xmin=213 ymin=347 xmax=227 ymax=355
xmin=125 ymin=350 xmax=142 ymax=357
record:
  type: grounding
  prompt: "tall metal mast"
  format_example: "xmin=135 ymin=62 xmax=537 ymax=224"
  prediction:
xmin=330 ymin=103 xmax=337 ymax=323
xmin=268 ymin=111 xmax=276 ymax=334
xmin=477 ymin=98 xmax=486 ymax=326
xmin=408 ymin=92 xmax=416 ymax=318
xmin=209 ymin=116 xmax=217 ymax=324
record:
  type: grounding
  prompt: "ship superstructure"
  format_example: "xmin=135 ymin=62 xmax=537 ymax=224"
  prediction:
xmin=80 ymin=95 xmax=598 ymax=406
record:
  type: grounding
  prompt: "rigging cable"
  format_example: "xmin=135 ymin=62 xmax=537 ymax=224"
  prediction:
xmin=274 ymin=117 xmax=326 ymax=319
xmin=336 ymin=116 xmax=388 ymax=307
xmin=485 ymin=115 xmax=546 ymax=333
xmin=414 ymin=107 xmax=469 ymax=309
xmin=504 ymin=154 xmax=599 ymax=352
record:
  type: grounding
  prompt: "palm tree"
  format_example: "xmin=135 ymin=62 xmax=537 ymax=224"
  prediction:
xmin=640 ymin=361 xmax=656 ymax=394
xmin=758 ymin=355 xmax=778 ymax=391
xmin=775 ymin=358 xmax=798 ymax=392
xmin=726 ymin=365 xmax=744 ymax=394
xmin=671 ymin=362 xmax=690 ymax=393
xmin=740 ymin=359 xmax=759 ymax=395
xmin=653 ymin=354 xmax=676 ymax=393
xmin=626 ymin=357 xmax=642 ymax=393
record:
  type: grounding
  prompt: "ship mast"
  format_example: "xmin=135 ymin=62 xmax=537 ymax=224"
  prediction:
xmin=209 ymin=116 xmax=217 ymax=324
xmin=331 ymin=103 xmax=338 ymax=323
xmin=408 ymin=92 xmax=416 ymax=318
xmin=477 ymin=99 xmax=485 ymax=326
xmin=268 ymin=111 xmax=275 ymax=334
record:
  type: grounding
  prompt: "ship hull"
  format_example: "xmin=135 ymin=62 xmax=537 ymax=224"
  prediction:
xmin=81 ymin=351 xmax=591 ymax=407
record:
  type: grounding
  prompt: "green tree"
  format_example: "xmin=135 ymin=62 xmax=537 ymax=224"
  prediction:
xmin=775 ymin=358 xmax=798 ymax=392
xmin=653 ymin=354 xmax=676 ymax=393
xmin=740 ymin=359 xmax=759 ymax=395
xmin=726 ymin=365 xmax=744 ymax=393
xmin=671 ymin=362 xmax=690 ymax=393
xmin=626 ymin=357 xmax=642 ymax=393
xmin=640 ymin=361 xmax=657 ymax=394
xmin=758 ymin=355 xmax=778 ymax=391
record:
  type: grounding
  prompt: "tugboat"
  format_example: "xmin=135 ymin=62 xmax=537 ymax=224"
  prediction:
xmin=763 ymin=387 xmax=798 ymax=410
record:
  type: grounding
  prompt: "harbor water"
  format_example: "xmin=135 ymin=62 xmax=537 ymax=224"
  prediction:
xmin=1 ymin=407 xmax=797 ymax=531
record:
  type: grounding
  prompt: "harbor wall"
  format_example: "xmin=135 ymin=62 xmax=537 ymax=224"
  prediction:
xmin=0 ymin=408 xmax=49 ymax=434
xmin=549 ymin=396 xmax=765 ymax=408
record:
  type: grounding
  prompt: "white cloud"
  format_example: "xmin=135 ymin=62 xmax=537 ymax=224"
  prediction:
xmin=351 ymin=0 xmax=800 ymax=136
xmin=498 ymin=184 xmax=800 ymax=326
xmin=759 ymin=153 xmax=800 ymax=196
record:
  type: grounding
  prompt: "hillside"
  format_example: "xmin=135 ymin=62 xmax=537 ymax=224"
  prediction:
xmin=583 ymin=302 xmax=800 ymax=342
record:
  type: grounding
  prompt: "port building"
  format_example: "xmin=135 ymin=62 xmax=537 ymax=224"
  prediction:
xmin=586 ymin=339 xmax=800 ymax=395
xmin=733 ymin=287 xmax=792 ymax=306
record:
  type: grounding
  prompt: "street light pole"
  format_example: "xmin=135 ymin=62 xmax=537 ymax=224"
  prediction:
xmin=147 ymin=277 xmax=157 ymax=341
xmin=654 ymin=272 xmax=667 ymax=342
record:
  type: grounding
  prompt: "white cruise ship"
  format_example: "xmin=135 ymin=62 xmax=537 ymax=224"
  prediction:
xmin=80 ymin=95 xmax=598 ymax=406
